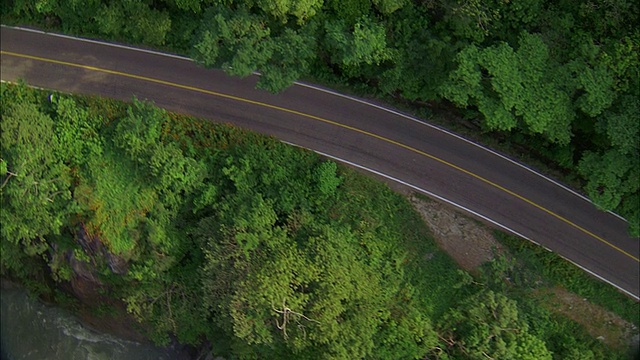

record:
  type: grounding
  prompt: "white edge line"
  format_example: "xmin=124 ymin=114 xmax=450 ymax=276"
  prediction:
xmin=559 ymin=256 xmax=640 ymax=301
xmin=1 ymin=78 xmax=45 ymax=90
xmin=292 ymin=81 xmax=629 ymax=222
xmin=1 ymin=25 xmax=627 ymax=222
xmin=284 ymin=141 xmax=639 ymax=301
xmin=280 ymin=141 xmax=533 ymax=241
xmin=3 ymin=76 xmax=636 ymax=299
xmin=1 ymin=25 xmax=193 ymax=61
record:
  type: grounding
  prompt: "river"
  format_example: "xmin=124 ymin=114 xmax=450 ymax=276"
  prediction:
xmin=0 ymin=287 xmax=193 ymax=360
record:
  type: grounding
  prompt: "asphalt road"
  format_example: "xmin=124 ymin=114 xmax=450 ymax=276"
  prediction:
xmin=1 ymin=26 xmax=638 ymax=299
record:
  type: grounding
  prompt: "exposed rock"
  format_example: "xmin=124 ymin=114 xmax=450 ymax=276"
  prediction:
xmin=76 ymin=225 xmax=102 ymax=258
xmin=75 ymin=224 xmax=129 ymax=276
xmin=68 ymin=251 xmax=101 ymax=284
xmin=105 ymin=251 xmax=129 ymax=275
xmin=68 ymin=271 xmax=103 ymax=307
xmin=49 ymin=224 xmax=131 ymax=307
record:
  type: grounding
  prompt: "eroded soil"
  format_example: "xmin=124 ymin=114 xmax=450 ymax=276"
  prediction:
xmin=407 ymin=193 xmax=639 ymax=352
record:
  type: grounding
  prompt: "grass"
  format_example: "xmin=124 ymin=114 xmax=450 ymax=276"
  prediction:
xmin=494 ymin=231 xmax=639 ymax=326
xmin=4 ymin=79 xmax=636 ymax=359
xmin=333 ymin=168 xmax=464 ymax=320
xmin=406 ymin=191 xmax=636 ymax=357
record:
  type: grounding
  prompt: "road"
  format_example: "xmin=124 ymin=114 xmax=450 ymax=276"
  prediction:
xmin=1 ymin=26 xmax=638 ymax=299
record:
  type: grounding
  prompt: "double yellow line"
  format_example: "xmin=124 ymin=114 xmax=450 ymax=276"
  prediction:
xmin=2 ymin=50 xmax=637 ymax=262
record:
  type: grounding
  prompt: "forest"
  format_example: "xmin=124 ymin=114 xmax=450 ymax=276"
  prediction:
xmin=1 ymin=0 xmax=638 ymax=235
xmin=1 ymin=82 xmax=637 ymax=359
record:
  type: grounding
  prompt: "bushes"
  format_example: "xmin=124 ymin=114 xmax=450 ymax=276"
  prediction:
xmin=4 ymin=0 xmax=638 ymax=232
xmin=1 ymin=84 xmax=442 ymax=357
xmin=494 ymin=231 xmax=639 ymax=326
xmin=2 ymin=82 xmax=633 ymax=359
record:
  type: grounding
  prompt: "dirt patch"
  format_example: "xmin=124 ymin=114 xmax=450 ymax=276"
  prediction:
xmin=406 ymin=193 xmax=639 ymax=352
xmin=408 ymin=194 xmax=503 ymax=271
xmin=538 ymin=286 xmax=638 ymax=349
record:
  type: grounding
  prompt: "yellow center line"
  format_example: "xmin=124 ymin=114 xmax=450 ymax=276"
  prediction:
xmin=2 ymin=50 xmax=638 ymax=262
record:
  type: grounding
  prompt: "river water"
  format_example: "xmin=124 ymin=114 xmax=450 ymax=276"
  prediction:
xmin=0 ymin=288 xmax=192 ymax=360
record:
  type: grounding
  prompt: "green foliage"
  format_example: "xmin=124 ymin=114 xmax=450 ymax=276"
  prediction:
xmin=314 ymin=161 xmax=341 ymax=196
xmin=324 ymin=16 xmax=392 ymax=71
xmin=113 ymin=98 xmax=206 ymax=209
xmin=113 ymin=99 xmax=166 ymax=162
xmin=324 ymin=0 xmax=371 ymax=23
xmin=253 ymin=0 xmax=323 ymax=24
xmin=101 ymin=102 xmax=446 ymax=357
xmin=2 ymin=2 xmax=638 ymax=357
xmin=438 ymin=290 xmax=552 ymax=360
xmin=451 ymin=239 xmax=635 ymax=359
xmin=7 ymin=0 xmax=638 ymax=233
xmin=257 ymin=27 xmax=317 ymax=93
xmin=75 ymin=147 xmax=156 ymax=256
xmin=494 ymin=231 xmax=640 ymax=326
xmin=372 ymin=0 xmax=406 ymax=15
xmin=576 ymin=77 xmax=640 ymax=234
xmin=0 ymin=88 xmax=71 ymax=258
xmin=51 ymin=95 xmax=105 ymax=166
xmin=578 ymin=150 xmax=638 ymax=211
xmin=0 ymin=159 xmax=7 ymax=176
xmin=439 ymin=0 xmax=503 ymax=43
xmin=2 ymin=82 xmax=632 ymax=359
xmin=599 ymin=33 xmax=639 ymax=92
xmin=1 ymin=84 xmax=442 ymax=357
xmin=95 ymin=0 xmax=172 ymax=45
xmin=168 ymin=0 xmax=204 ymax=13
xmin=575 ymin=63 xmax=616 ymax=117
xmin=39 ymin=0 xmax=103 ymax=33
xmin=196 ymin=151 xmax=435 ymax=358
xmin=603 ymin=93 xmax=640 ymax=155
xmin=380 ymin=5 xmax=452 ymax=101
xmin=440 ymin=32 xmax=575 ymax=144
xmin=193 ymin=6 xmax=272 ymax=77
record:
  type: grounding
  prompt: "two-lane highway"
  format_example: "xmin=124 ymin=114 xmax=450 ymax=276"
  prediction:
xmin=1 ymin=26 xmax=638 ymax=299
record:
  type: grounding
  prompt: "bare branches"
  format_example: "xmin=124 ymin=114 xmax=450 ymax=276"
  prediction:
xmin=1 ymin=171 xmax=17 ymax=189
xmin=272 ymin=298 xmax=319 ymax=340
xmin=482 ymin=351 xmax=495 ymax=360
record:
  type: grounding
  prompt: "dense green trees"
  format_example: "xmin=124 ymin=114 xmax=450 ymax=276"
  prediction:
xmin=0 ymin=89 xmax=72 ymax=280
xmin=577 ymin=80 xmax=640 ymax=234
xmin=1 ymin=83 xmax=631 ymax=358
xmin=438 ymin=290 xmax=553 ymax=360
xmin=193 ymin=143 xmax=434 ymax=357
xmin=0 ymin=83 xmax=438 ymax=357
xmin=192 ymin=6 xmax=318 ymax=92
xmin=3 ymin=0 xmax=636 ymax=233
xmin=440 ymin=32 xmax=575 ymax=144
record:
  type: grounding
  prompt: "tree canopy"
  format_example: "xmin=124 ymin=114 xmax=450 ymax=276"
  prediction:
xmin=7 ymin=0 xmax=635 ymax=233
xmin=0 ymin=82 xmax=630 ymax=359
xmin=0 ymin=84 xmax=437 ymax=357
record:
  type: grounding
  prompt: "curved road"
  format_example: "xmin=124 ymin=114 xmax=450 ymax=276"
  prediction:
xmin=1 ymin=26 xmax=638 ymax=299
